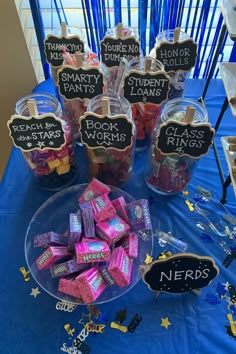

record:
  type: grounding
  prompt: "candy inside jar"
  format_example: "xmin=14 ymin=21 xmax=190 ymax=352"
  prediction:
xmin=83 ymin=93 xmax=136 ymax=187
xmin=124 ymin=57 xmax=168 ymax=150
xmin=145 ymin=98 xmax=208 ymax=195
xmin=15 ymin=93 xmax=78 ymax=191
xmin=149 ymin=29 xmax=191 ymax=100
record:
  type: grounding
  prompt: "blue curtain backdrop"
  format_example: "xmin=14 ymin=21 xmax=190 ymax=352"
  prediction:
xmin=29 ymin=0 xmax=236 ymax=80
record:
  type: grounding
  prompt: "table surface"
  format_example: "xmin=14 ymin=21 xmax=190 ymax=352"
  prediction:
xmin=1 ymin=79 xmax=236 ymax=354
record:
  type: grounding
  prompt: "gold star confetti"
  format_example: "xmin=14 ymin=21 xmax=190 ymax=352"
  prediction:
xmin=144 ymin=253 xmax=153 ymax=265
xmin=160 ymin=317 xmax=171 ymax=329
xmin=182 ymin=190 xmax=189 ymax=196
xmin=30 ymin=287 xmax=41 ymax=298
xmin=78 ymin=313 xmax=92 ymax=328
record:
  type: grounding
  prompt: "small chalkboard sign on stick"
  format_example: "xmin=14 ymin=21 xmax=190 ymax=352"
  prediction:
xmin=123 ymin=61 xmax=170 ymax=105
xmin=79 ymin=104 xmax=135 ymax=151
xmin=44 ymin=22 xmax=85 ymax=67
xmin=57 ymin=65 xmax=104 ymax=101
xmin=100 ymin=22 xmax=140 ymax=68
xmin=141 ymin=253 xmax=219 ymax=295
xmin=7 ymin=110 xmax=66 ymax=152
xmin=156 ymin=117 xmax=215 ymax=158
xmin=155 ymin=27 xmax=197 ymax=73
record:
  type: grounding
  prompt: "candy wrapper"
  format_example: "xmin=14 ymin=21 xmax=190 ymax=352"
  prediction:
xmin=68 ymin=213 xmax=82 ymax=251
xmin=125 ymin=199 xmax=152 ymax=240
xmin=50 ymin=259 xmax=89 ymax=278
xmin=79 ymin=202 xmax=96 ymax=238
xmin=79 ymin=178 xmax=111 ymax=202
xmin=34 ymin=231 xmax=68 ymax=248
xmin=90 ymin=193 xmax=116 ymax=223
xmin=36 ymin=246 xmax=72 ymax=270
xmin=75 ymin=240 xmax=110 ymax=263
xmin=96 ymin=215 xmax=130 ymax=246
xmin=108 ymin=246 xmax=133 ymax=287
xmin=76 ymin=266 xmax=107 ymax=303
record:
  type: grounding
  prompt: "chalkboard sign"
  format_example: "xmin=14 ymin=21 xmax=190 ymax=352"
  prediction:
xmin=156 ymin=121 xmax=215 ymax=158
xmin=142 ymin=253 xmax=219 ymax=293
xmin=57 ymin=66 xmax=104 ymax=100
xmin=44 ymin=35 xmax=85 ymax=67
xmin=123 ymin=70 xmax=170 ymax=105
xmin=156 ymin=39 xmax=197 ymax=73
xmin=79 ymin=113 xmax=135 ymax=151
xmin=7 ymin=114 xmax=66 ymax=152
xmin=100 ymin=36 xmax=140 ymax=67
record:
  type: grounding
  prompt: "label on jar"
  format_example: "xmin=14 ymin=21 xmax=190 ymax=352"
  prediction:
xmin=156 ymin=121 xmax=215 ymax=158
xmin=100 ymin=36 xmax=140 ymax=67
xmin=57 ymin=66 xmax=104 ymax=100
xmin=123 ymin=70 xmax=169 ymax=104
xmin=7 ymin=113 xmax=66 ymax=152
xmin=44 ymin=35 xmax=85 ymax=67
xmin=155 ymin=39 xmax=197 ymax=73
xmin=79 ymin=113 xmax=135 ymax=151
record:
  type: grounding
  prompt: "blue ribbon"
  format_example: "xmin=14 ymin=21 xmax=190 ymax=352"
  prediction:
xmin=114 ymin=0 xmax=122 ymax=24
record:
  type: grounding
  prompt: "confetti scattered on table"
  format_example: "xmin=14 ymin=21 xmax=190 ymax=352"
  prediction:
xmin=216 ymin=283 xmax=227 ymax=299
xmin=224 ymin=282 xmax=231 ymax=291
xmin=85 ymin=321 xmax=105 ymax=333
xmin=115 ymin=309 xmax=127 ymax=324
xmin=127 ymin=314 xmax=142 ymax=333
xmin=182 ymin=190 xmax=189 ymax=196
xmin=160 ymin=317 xmax=171 ymax=329
xmin=64 ymin=323 xmax=75 ymax=337
xmin=144 ymin=253 xmax=153 ymax=265
xmin=56 ymin=301 xmax=77 ymax=312
xmin=30 ymin=287 xmax=40 ymax=298
xmin=205 ymin=293 xmax=221 ymax=305
xmin=110 ymin=321 xmax=128 ymax=333
xmin=78 ymin=313 xmax=92 ymax=328
xmin=19 ymin=266 xmax=30 ymax=282
xmin=185 ymin=199 xmax=194 ymax=211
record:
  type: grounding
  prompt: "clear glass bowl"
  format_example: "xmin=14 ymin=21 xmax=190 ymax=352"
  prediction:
xmin=25 ymin=184 xmax=153 ymax=304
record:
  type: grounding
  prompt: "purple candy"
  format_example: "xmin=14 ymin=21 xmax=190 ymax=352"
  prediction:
xmin=50 ymin=259 xmax=89 ymax=278
xmin=80 ymin=202 xmax=95 ymax=238
xmin=99 ymin=262 xmax=116 ymax=287
xmin=125 ymin=199 xmax=152 ymax=232
xmin=68 ymin=213 xmax=82 ymax=251
xmin=34 ymin=231 xmax=68 ymax=248
xmin=30 ymin=150 xmax=50 ymax=163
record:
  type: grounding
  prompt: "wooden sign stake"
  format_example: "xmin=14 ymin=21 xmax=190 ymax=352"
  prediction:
xmin=27 ymin=99 xmax=38 ymax=116
xmin=117 ymin=23 xmax=123 ymax=38
xmin=75 ymin=52 xmax=83 ymax=67
xmin=102 ymin=97 xmax=110 ymax=116
xmin=185 ymin=106 xmax=195 ymax=123
xmin=144 ymin=57 xmax=152 ymax=72
xmin=174 ymin=27 xmax=181 ymax=42
xmin=61 ymin=22 xmax=67 ymax=37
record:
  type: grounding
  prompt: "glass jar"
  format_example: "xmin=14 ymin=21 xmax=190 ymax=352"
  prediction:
xmin=150 ymin=30 xmax=191 ymax=100
xmin=15 ymin=93 xmax=78 ymax=190
xmin=145 ymin=98 xmax=208 ymax=195
xmin=85 ymin=93 xmax=136 ymax=187
xmin=103 ymin=25 xmax=141 ymax=91
xmin=58 ymin=53 xmax=110 ymax=143
xmin=125 ymin=56 xmax=166 ymax=150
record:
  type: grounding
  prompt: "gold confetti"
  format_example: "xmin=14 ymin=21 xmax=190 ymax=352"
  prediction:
xmin=144 ymin=253 xmax=153 ymax=265
xmin=160 ymin=317 xmax=171 ymax=329
xmin=78 ymin=313 xmax=92 ymax=328
xmin=30 ymin=287 xmax=40 ymax=298
xmin=64 ymin=323 xmax=75 ymax=336
xmin=185 ymin=199 xmax=194 ymax=211
xmin=182 ymin=190 xmax=189 ymax=196
xmin=110 ymin=321 xmax=128 ymax=333
xmin=19 ymin=266 xmax=30 ymax=282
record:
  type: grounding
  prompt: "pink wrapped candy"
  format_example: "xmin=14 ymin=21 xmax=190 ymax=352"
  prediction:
xmin=76 ymin=266 xmax=106 ymax=303
xmin=75 ymin=240 xmax=110 ymax=264
xmin=108 ymin=246 xmax=132 ymax=287
xmin=96 ymin=215 xmax=130 ymax=246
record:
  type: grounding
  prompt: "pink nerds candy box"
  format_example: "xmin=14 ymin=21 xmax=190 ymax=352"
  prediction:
xmin=79 ymin=178 xmax=111 ymax=203
xmin=112 ymin=196 xmax=129 ymax=223
xmin=76 ymin=266 xmax=107 ymax=303
xmin=58 ymin=275 xmax=81 ymax=298
xmin=90 ymin=193 xmax=116 ymax=223
xmin=75 ymin=240 xmax=110 ymax=264
xmin=108 ymin=246 xmax=133 ymax=287
xmin=36 ymin=246 xmax=72 ymax=270
xmin=117 ymin=233 xmax=139 ymax=259
xmin=96 ymin=215 xmax=130 ymax=246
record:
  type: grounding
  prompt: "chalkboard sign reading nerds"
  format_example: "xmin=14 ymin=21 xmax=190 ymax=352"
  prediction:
xmin=57 ymin=66 xmax=104 ymax=101
xmin=100 ymin=23 xmax=140 ymax=67
xmin=7 ymin=114 xmax=66 ymax=152
xmin=44 ymin=23 xmax=85 ymax=67
xmin=80 ymin=113 xmax=134 ymax=151
xmin=123 ymin=58 xmax=170 ymax=105
xmin=141 ymin=253 xmax=219 ymax=294
xmin=156 ymin=28 xmax=197 ymax=73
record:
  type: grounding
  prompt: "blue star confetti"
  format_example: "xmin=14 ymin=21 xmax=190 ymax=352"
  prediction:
xmin=200 ymin=233 xmax=214 ymax=243
xmin=205 ymin=293 xmax=221 ymax=305
xmin=216 ymin=282 xmax=227 ymax=299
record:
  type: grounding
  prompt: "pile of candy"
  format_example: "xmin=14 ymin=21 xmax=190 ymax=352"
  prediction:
xmin=131 ymin=102 xmax=161 ymax=147
xmin=86 ymin=146 xmax=134 ymax=187
xmin=23 ymin=120 xmax=77 ymax=190
xmin=34 ymin=178 xmax=152 ymax=303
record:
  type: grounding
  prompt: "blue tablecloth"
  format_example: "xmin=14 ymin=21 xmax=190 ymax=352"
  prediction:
xmin=1 ymin=79 xmax=236 ymax=354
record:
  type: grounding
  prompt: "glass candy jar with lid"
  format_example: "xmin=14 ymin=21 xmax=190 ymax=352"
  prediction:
xmin=12 ymin=93 xmax=78 ymax=190
xmin=80 ymin=92 xmax=136 ymax=187
xmin=145 ymin=98 xmax=209 ymax=195
xmin=149 ymin=28 xmax=197 ymax=100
